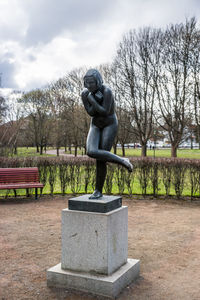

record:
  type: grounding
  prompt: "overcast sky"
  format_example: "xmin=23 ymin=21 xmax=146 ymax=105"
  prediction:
xmin=0 ymin=0 xmax=200 ymax=91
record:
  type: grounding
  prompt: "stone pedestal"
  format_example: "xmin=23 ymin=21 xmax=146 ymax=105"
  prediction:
xmin=61 ymin=206 xmax=128 ymax=275
xmin=47 ymin=195 xmax=140 ymax=298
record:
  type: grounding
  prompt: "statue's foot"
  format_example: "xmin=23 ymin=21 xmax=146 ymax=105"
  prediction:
xmin=123 ymin=158 xmax=133 ymax=172
xmin=89 ymin=190 xmax=103 ymax=199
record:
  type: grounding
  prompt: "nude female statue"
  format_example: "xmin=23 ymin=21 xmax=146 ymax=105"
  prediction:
xmin=81 ymin=69 xmax=133 ymax=199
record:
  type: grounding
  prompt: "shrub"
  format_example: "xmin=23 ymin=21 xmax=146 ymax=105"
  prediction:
xmin=59 ymin=161 xmax=70 ymax=195
xmin=82 ymin=159 xmax=95 ymax=193
xmin=114 ymin=165 xmax=126 ymax=195
xmin=48 ymin=164 xmax=57 ymax=196
xmin=104 ymin=164 xmax=115 ymax=194
xmin=171 ymin=159 xmax=186 ymax=198
xmin=1 ymin=156 xmax=200 ymax=199
xmin=149 ymin=160 xmax=160 ymax=196
xmin=161 ymin=158 xmax=173 ymax=196
xmin=136 ymin=158 xmax=150 ymax=195
xmin=69 ymin=158 xmax=82 ymax=194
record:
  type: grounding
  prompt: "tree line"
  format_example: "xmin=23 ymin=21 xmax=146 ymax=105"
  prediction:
xmin=1 ymin=17 xmax=200 ymax=158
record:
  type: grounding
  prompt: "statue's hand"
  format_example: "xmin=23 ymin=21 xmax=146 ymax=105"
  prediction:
xmin=87 ymin=92 xmax=96 ymax=104
xmin=95 ymin=91 xmax=103 ymax=103
xmin=87 ymin=92 xmax=106 ymax=116
xmin=87 ymin=92 xmax=93 ymax=99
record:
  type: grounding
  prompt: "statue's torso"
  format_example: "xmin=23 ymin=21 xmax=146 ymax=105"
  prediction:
xmin=92 ymin=113 xmax=117 ymax=129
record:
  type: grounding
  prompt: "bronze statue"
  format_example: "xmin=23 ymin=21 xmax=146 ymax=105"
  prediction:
xmin=81 ymin=69 xmax=133 ymax=199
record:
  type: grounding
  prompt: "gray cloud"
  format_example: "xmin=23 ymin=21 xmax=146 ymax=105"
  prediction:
xmin=22 ymin=0 xmax=117 ymax=46
xmin=0 ymin=0 xmax=200 ymax=90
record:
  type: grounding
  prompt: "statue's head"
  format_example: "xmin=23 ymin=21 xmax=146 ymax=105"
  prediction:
xmin=83 ymin=69 xmax=103 ymax=92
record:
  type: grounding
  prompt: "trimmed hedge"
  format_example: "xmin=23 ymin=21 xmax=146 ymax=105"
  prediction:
xmin=0 ymin=156 xmax=200 ymax=199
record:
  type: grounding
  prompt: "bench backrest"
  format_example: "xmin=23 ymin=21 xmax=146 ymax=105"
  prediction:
xmin=0 ymin=168 xmax=40 ymax=184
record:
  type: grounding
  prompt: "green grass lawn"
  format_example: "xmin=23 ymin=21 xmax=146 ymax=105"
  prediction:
xmin=11 ymin=146 xmax=200 ymax=159
xmin=13 ymin=147 xmax=54 ymax=157
xmin=65 ymin=147 xmax=200 ymax=159
xmin=119 ymin=148 xmax=200 ymax=159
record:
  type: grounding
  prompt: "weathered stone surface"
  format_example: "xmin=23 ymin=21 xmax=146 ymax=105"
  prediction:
xmin=47 ymin=259 xmax=140 ymax=298
xmin=47 ymin=195 xmax=140 ymax=298
xmin=68 ymin=195 xmax=122 ymax=213
xmin=61 ymin=206 xmax=128 ymax=275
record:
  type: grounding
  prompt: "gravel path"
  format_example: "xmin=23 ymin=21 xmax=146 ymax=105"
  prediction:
xmin=46 ymin=149 xmax=87 ymax=157
xmin=1 ymin=196 xmax=200 ymax=299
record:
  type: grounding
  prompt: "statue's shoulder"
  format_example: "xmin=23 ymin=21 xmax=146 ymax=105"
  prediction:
xmin=81 ymin=88 xmax=89 ymax=99
xmin=102 ymin=85 xmax=113 ymax=97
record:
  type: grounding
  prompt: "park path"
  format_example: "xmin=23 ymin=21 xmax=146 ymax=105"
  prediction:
xmin=1 ymin=197 xmax=200 ymax=300
xmin=46 ymin=149 xmax=87 ymax=157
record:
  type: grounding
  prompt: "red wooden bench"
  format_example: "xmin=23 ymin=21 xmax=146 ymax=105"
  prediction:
xmin=0 ymin=167 xmax=44 ymax=200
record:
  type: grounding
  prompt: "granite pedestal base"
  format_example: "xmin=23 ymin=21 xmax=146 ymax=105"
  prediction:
xmin=47 ymin=195 xmax=140 ymax=298
xmin=47 ymin=259 xmax=140 ymax=298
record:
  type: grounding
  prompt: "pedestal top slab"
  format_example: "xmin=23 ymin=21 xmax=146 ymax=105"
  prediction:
xmin=68 ymin=195 xmax=122 ymax=213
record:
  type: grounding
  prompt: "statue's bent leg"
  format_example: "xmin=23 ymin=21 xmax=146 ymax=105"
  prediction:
xmin=97 ymin=124 xmax=133 ymax=172
xmin=86 ymin=124 xmax=100 ymax=157
xmin=87 ymin=123 xmax=132 ymax=171
xmin=94 ymin=122 xmax=132 ymax=194
xmin=86 ymin=122 xmax=132 ymax=199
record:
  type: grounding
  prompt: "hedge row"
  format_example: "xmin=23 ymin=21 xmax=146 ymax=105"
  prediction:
xmin=0 ymin=156 xmax=200 ymax=198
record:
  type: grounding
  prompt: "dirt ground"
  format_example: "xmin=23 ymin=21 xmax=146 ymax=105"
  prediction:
xmin=0 ymin=195 xmax=200 ymax=300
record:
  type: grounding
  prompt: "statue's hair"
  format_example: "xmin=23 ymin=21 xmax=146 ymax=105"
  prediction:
xmin=83 ymin=69 xmax=103 ymax=89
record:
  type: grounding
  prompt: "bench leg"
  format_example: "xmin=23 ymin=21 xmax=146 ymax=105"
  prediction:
xmin=26 ymin=188 xmax=29 ymax=197
xmin=35 ymin=188 xmax=38 ymax=200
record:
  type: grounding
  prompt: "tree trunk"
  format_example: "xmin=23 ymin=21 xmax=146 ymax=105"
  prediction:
xmin=74 ymin=146 xmax=78 ymax=157
xmin=14 ymin=146 xmax=17 ymax=155
xmin=171 ymin=145 xmax=177 ymax=157
xmin=141 ymin=144 xmax=147 ymax=157
xmin=64 ymin=145 xmax=67 ymax=152
xmin=113 ymin=144 xmax=117 ymax=155
xmin=197 ymin=125 xmax=200 ymax=150
xmin=69 ymin=145 xmax=72 ymax=154
xmin=198 ymin=125 xmax=200 ymax=149
xmin=36 ymin=145 xmax=39 ymax=153
xmin=56 ymin=147 xmax=59 ymax=156
xmin=191 ymin=138 xmax=193 ymax=149
xmin=122 ymin=144 xmax=125 ymax=157
xmin=40 ymin=146 xmax=43 ymax=155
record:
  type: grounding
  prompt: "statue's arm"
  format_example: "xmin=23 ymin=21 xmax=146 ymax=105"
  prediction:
xmin=81 ymin=89 xmax=96 ymax=116
xmin=87 ymin=88 xmax=113 ymax=117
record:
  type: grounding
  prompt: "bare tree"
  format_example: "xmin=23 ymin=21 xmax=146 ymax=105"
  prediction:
xmin=47 ymin=81 xmax=67 ymax=156
xmin=19 ymin=89 xmax=51 ymax=154
xmin=0 ymin=93 xmax=25 ymax=156
xmin=99 ymin=63 xmax=137 ymax=155
xmin=156 ymin=18 xmax=197 ymax=157
xmin=65 ymin=68 xmax=89 ymax=155
xmin=115 ymin=27 xmax=161 ymax=156
xmin=49 ymin=68 xmax=89 ymax=156
xmin=191 ymin=24 xmax=200 ymax=149
xmin=0 ymin=95 xmax=7 ymax=123
xmin=115 ymin=105 xmax=132 ymax=156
